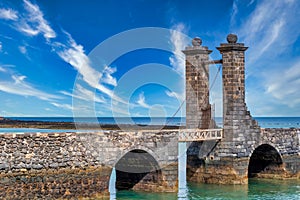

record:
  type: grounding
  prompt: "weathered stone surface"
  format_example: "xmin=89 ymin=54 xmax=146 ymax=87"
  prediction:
xmin=185 ymin=34 xmax=300 ymax=184
xmin=0 ymin=130 xmax=179 ymax=198
xmin=0 ymin=166 xmax=111 ymax=200
xmin=182 ymin=38 xmax=213 ymax=129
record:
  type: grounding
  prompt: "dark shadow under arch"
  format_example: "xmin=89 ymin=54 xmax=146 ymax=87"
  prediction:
xmin=248 ymin=144 xmax=283 ymax=178
xmin=115 ymin=149 xmax=162 ymax=191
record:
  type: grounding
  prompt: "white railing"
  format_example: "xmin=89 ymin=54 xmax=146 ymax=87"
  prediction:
xmin=178 ymin=129 xmax=223 ymax=142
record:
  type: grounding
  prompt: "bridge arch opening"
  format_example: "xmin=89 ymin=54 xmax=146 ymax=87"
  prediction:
xmin=248 ymin=144 xmax=283 ymax=178
xmin=115 ymin=149 xmax=162 ymax=191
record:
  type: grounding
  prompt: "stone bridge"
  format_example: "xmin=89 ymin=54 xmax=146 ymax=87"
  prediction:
xmin=0 ymin=34 xmax=299 ymax=199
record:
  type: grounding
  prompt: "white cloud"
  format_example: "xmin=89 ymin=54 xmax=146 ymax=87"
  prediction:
xmin=0 ymin=8 xmax=18 ymax=20
xmin=12 ymin=74 xmax=26 ymax=84
xmin=0 ymin=77 xmax=61 ymax=101
xmin=17 ymin=0 xmax=56 ymax=40
xmin=18 ymin=46 xmax=27 ymax=54
xmin=265 ymin=61 xmax=300 ymax=107
xmin=230 ymin=0 xmax=238 ymax=28
xmin=56 ymin=32 xmax=126 ymax=104
xmin=0 ymin=69 xmax=61 ymax=101
xmin=102 ymin=65 xmax=117 ymax=86
xmin=136 ymin=92 xmax=150 ymax=109
xmin=111 ymin=106 xmax=129 ymax=116
xmin=61 ymin=84 xmax=106 ymax=104
xmin=0 ymin=66 xmax=6 ymax=72
xmin=0 ymin=42 xmax=2 ymax=52
xmin=165 ymin=90 xmax=184 ymax=102
xmin=169 ymin=23 xmax=189 ymax=74
xmin=51 ymin=102 xmax=72 ymax=110
xmin=17 ymin=22 xmax=39 ymax=36
xmin=247 ymin=0 xmax=255 ymax=6
xmin=57 ymin=36 xmax=101 ymax=88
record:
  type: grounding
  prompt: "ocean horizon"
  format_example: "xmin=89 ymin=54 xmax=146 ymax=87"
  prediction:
xmin=3 ymin=116 xmax=300 ymax=128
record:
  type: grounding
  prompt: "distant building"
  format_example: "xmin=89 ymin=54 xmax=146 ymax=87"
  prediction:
xmin=0 ymin=117 xmax=4 ymax=121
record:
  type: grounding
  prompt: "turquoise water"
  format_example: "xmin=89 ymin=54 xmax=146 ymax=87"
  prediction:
xmin=108 ymin=143 xmax=300 ymax=200
xmin=112 ymin=179 xmax=300 ymax=200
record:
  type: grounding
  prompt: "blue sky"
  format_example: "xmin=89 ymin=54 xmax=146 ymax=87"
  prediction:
xmin=0 ymin=0 xmax=299 ymax=117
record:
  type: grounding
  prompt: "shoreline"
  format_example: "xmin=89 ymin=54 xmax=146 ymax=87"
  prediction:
xmin=0 ymin=118 xmax=183 ymax=130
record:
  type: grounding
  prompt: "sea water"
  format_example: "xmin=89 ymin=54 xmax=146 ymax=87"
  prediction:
xmin=113 ymin=179 xmax=300 ymax=200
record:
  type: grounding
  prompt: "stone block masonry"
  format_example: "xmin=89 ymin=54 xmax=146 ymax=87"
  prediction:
xmin=0 ymin=130 xmax=179 ymax=199
xmin=185 ymin=34 xmax=300 ymax=184
xmin=260 ymin=128 xmax=300 ymax=177
xmin=0 ymin=132 xmax=111 ymax=199
xmin=183 ymin=37 xmax=212 ymax=129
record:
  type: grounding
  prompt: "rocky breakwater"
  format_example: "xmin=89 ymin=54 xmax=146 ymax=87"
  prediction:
xmin=0 ymin=132 xmax=111 ymax=199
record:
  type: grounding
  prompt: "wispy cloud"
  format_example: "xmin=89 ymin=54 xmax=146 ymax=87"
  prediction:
xmin=0 ymin=8 xmax=18 ymax=20
xmin=136 ymin=92 xmax=151 ymax=109
xmin=56 ymin=32 xmax=126 ymax=105
xmin=18 ymin=46 xmax=27 ymax=54
xmin=102 ymin=65 xmax=117 ymax=86
xmin=51 ymin=102 xmax=72 ymax=110
xmin=0 ymin=66 xmax=6 ymax=72
xmin=235 ymin=0 xmax=299 ymax=64
xmin=57 ymin=35 xmax=101 ymax=89
xmin=61 ymin=84 xmax=106 ymax=104
xmin=169 ymin=23 xmax=189 ymax=74
xmin=0 ymin=41 xmax=2 ymax=52
xmin=265 ymin=61 xmax=300 ymax=107
xmin=16 ymin=0 xmax=56 ymax=40
xmin=0 ymin=68 xmax=61 ymax=101
xmin=165 ymin=90 xmax=184 ymax=102
xmin=111 ymin=106 xmax=130 ymax=116
xmin=230 ymin=0 xmax=238 ymax=28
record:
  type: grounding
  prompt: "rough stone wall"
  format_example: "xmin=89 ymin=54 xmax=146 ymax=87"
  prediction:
xmin=260 ymin=128 xmax=300 ymax=176
xmin=0 ymin=130 xmax=179 ymax=199
xmin=0 ymin=132 xmax=110 ymax=199
xmin=0 ymin=166 xmax=111 ymax=200
xmin=183 ymin=38 xmax=212 ymax=129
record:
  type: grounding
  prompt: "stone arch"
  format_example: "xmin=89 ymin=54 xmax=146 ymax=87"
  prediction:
xmin=114 ymin=148 xmax=163 ymax=191
xmin=248 ymin=144 xmax=284 ymax=178
xmin=113 ymin=145 xmax=161 ymax=168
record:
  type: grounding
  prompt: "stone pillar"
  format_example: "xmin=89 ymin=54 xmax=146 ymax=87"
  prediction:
xmin=217 ymin=34 xmax=248 ymax=143
xmin=183 ymin=38 xmax=216 ymax=183
xmin=216 ymin=34 xmax=260 ymax=155
xmin=183 ymin=37 xmax=212 ymax=129
xmin=208 ymin=34 xmax=261 ymax=183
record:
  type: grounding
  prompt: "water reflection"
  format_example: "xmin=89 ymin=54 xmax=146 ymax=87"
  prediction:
xmin=109 ymin=168 xmax=116 ymax=200
xmin=178 ymin=142 xmax=188 ymax=199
